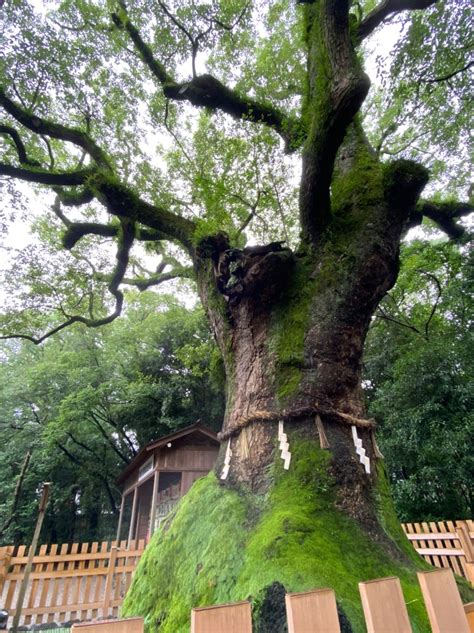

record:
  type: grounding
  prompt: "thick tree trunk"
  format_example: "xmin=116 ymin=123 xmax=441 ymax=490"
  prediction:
xmin=122 ymin=131 xmax=442 ymax=632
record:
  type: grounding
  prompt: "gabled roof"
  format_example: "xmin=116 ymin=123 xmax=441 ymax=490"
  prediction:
xmin=117 ymin=422 xmax=219 ymax=485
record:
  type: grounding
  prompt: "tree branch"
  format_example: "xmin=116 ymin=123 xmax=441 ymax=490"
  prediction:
xmin=300 ymin=1 xmax=370 ymax=244
xmin=0 ymin=451 xmax=31 ymax=539
xmin=0 ymin=163 xmax=95 ymax=186
xmin=112 ymin=9 xmax=303 ymax=151
xmin=0 ymin=124 xmax=38 ymax=165
xmin=0 ymin=87 xmax=111 ymax=168
xmin=357 ymin=0 xmax=438 ymax=41
xmin=118 ymin=267 xmax=192 ymax=291
xmin=417 ymin=199 xmax=473 ymax=240
xmin=0 ymin=219 xmax=135 ymax=345
xmin=420 ymin=60 xmax=474 ymax=84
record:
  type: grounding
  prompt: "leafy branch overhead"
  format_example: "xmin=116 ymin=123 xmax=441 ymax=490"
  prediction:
xmin=0 ymin=0 xmax=472 ymax=344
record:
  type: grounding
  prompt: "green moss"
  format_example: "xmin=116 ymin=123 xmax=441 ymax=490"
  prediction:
xmin=267 ymin=257 xmax=316 ymax=403
xmin=122 ymin=436 xmax=445 ymax=632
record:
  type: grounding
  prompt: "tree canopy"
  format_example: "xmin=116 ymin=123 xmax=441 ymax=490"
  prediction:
xmin=0 ymin=0 xmax=472 ymax=344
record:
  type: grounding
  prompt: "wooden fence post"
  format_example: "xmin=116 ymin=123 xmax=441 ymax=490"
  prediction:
xmin=456 ymin=521 xmax=474 ymax=585
xmin=11 ymin=482 xmax=51 ymax=633
xmin=102 ymin=546 xmax=118 ymax=618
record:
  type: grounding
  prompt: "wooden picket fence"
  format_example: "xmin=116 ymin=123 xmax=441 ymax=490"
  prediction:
xmin=0 ymin=539 xmax=145 ymax=629
xmin=402 ymin=519 xmax=474 ymax=584
xmin=0 ymin=520 xmax=472 ymax=628
xmin=191 ymin=568 xmax=474 ymax=633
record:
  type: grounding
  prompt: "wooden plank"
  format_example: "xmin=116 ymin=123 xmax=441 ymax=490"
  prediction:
xmin=285 ymin=588 xmax=340 ymax=633
xmin=92 ymin=542 xmax=109 ymax=619
xmin=417 ymin=569 xmax=469 ymax=633
xmin=9 ymin=550 xmax=126 ymax=564
xmin=359 ymin=576 xmax=412 ymax=633
xmin=49 ymin=543 xmax=69 ymax=624
xmin=24 ymin=542 xmax=48 ymax=626
xmin=5 ymin=545 xmax=26 ymax=616
xmin=414 ymin=548 xmax=464 ymax=557
xmin=81 ymin=542 xmax=98 ymax=622
xmin=456 ymin=521 xmax=474 ymax=585
xmin=191 ymin=601 xmax=252 ymax=633
xmin=423 ymin=521 xmax=440 ymax=570
xmin=431 ymin=522 xmax=451 ymax=574
xmin=406 ymin=532 xmax=458 ymax=541
xmin=446 ymin=520 xmax=463 ymax=577
xmin=464 ymin=603 xmax=474 ymax=633
xmin=6 ymin=563 xmax=138 ymax=581
xmin=102 ymin=546 xmax=118 ymax=618
xmin=37 ymin=542 xmax=57 ymax=626
xmin=70 ymin=542 xmax=88 ymax=622
xmin=71 ymin=617 xmax=144 ymax=632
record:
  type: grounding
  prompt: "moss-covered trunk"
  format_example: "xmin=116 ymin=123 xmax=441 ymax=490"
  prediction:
xmin=121 ymin=140 xmax=459 ymax=631
xmin=121 ymin=3 xmax=473 ymax=630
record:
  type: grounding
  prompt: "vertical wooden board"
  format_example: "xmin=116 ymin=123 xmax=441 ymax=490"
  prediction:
xmin=58 ymin=542 xmax=75 ymax=623
xmin=456 ymin=521 xmax=474 ymax=584
xmin=446 ymin=520 xmax=463 ymax=577
xmin=191 ymin=601 xmax=252 ymax=633
xmin=103 ymin=546 xmax=118 ymax=618
xmin=464 ymin=603 xmax=474 ymax=633
xmin=81 ymin=542 xmax=98 ymax=621
xmin=25 ymin=543 xmax=48 ymax=626
xmin=71 ymin=617 xmax=144 ymax=632
xmin=359 ymin=577 xmax=412 ymax=633
xmin=71 ymin=542 xmax=88 ymax=622
xmin=414 ymin=522 xmax=431 ymax=567
xmin=68 ymin=542 xmax=79 ymax=620
xmin=93 ymin=542 xmax=109 ymax=619
xmin=422 ymin=521 xmax=440 ymax=569
xmin=417 ymin=569 xmax=469 ymax=633
xmin=285 ymin=588 xmax=340 ymax=633
xmin=430 ymin=522 xmax=450 ymax=573
xmin=40 ymin=544 xmax=58 ymax=622
xmin=5 ymin=545 xmax=26 ymax=621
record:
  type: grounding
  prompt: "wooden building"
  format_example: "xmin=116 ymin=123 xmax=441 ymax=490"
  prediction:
xmin=116 ymin=422 xmax=220 ymax=544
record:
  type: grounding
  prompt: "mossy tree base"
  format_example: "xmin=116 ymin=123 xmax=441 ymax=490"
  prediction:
xmin=121 ymin=433 xmax=464 ymax=632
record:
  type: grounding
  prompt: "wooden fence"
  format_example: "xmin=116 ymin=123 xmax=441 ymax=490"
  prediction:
xmin=191 ymin=569 xmax=473 ymax=633
xmin=402 ymin=519 xmax=474 ymax=584
xmin=0 ymin=539 xmax=145 ymax=629
xmin=0 ymin=520 xmax=472 ymax=628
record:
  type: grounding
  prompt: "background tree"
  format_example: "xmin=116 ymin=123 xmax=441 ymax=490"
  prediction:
xmin=0 ymin=0 xmax=472 ymax=630
xmin=0 ymin=294 xmax=223 ymax=544
xmin=364 ymin=237 xmax=473 ymax=521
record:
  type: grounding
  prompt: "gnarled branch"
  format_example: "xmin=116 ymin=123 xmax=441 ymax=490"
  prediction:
xmin=357 ymin=0 xmax=438 ymax=41
xmin=112 ymin=9 xmax=303 ymax=151
xmin=417 ymin=199 xmax=473 ymax=240
xmin=0 ymin=163 xmax=95 ymax=186
xmin=0 ymin=219 xmax=135 ymax=345
xmin=0 ymin=124 xmax=38 ymax=165
xmin=0 ymin=87 xmax=111 ymax=168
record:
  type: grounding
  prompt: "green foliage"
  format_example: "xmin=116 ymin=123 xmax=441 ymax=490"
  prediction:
xmin=123 ymin=435 xmax=442 ymax=632
xmin=364 ymin=237 xmax=473 ymax=520
xmin=0 ymin=293 xmax=224 ymax=544
xmin=364 ymin=0 xmax=472 ymax=193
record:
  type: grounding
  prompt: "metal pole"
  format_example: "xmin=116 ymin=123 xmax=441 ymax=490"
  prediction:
xmin=11 ymin=482 xmax=51 ymax=633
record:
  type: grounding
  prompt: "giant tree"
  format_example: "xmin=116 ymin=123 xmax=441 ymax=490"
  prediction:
xmin=0 ymin=0 xmax=472 ymax=630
